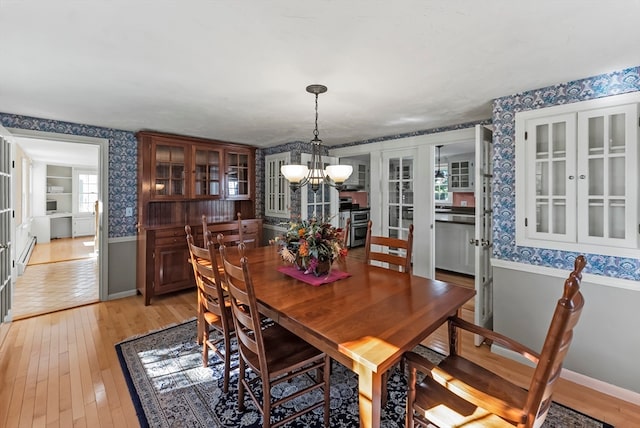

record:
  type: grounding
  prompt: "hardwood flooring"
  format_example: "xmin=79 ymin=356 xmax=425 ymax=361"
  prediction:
xmin=13 ymin=238 xmax=99 ymax=320
xmin=28 ymin=237 xmax=96 ymax=266
xmin=0 ymin=248 xmax=638 ymax=427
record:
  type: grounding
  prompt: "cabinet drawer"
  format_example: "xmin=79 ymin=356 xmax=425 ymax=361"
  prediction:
xmin=156 ymin=227 xmax=186 ymax=238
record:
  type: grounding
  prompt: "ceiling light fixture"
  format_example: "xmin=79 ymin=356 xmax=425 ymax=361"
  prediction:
xmin=435 ymin=144 xmax=446 ymax=184
xmin=281 ymin=84 xmax=353 ymax=193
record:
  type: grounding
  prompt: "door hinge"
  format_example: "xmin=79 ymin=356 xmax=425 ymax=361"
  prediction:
xmin=525 ymin=218 xmax=528 ymax=227
xmin=524 ymin=131 xmax=528 ymax=140
xmin=12 ymin=210 xmax=15 ymax=218
xmin=12 ymin=160 xmax=15 ymax=168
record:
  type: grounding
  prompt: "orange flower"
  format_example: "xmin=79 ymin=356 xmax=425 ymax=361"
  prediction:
xmin=298 ymin=228 xmax=306 ymax=238
xmin=299 ymin=240 xmax=309 ymax=256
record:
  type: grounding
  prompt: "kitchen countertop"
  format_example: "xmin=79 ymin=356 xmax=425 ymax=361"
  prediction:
xmin=435 ymin=213 xmax=475 ymax=225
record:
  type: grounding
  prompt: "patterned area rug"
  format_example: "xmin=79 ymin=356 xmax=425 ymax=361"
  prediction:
xmin=116 ymin=320 xmax=613 ymax=428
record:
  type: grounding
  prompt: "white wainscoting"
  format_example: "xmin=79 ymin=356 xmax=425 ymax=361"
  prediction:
xmin=492 ymin=258 xmax=640 ymax=404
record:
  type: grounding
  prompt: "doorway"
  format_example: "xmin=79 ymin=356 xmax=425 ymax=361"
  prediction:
xmin=10 ymin=131 xmax=106 ymax=319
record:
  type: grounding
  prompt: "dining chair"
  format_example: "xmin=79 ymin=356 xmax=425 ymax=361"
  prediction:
xmin=185 ymin=226 xmax=235 ymax=393
xmin=218 ymin=238 xmax=331 ymax=428
xmin=404 ymin=255 xmax=587 ymax=428
xmin=364 ymin=219 xmax=414 ymax=273
xmin=342 ymin=217 xmax=351 ymax=247
xmin=202 ymin=214 xmax=243 ymax=248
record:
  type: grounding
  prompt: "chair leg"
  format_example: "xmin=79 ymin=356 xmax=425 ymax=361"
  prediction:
xmin=202 ymin=328 xmax=209 ymax=367
xmin=323 ymin=355 xmax=330 ymax=428
xmin=222 ymin=333 xmax=231 ymax=393
xmin=238 ymin=361 xmax=246 ymax=412
xmin=263 ymin=374 xmax=271 ymax=428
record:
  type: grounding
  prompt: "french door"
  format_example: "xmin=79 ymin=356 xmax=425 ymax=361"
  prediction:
xmin=0 ymin=126 xmax=14 ymax=322
xmin=382 ymin=150 xmax=415 ymax=242
xmin=473 ymin=125 xmax=494 ymax=345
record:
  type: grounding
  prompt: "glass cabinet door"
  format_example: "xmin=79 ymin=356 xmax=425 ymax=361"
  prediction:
xmin=153 ymin=143 xmax=186 ymax=198
xmin=386 ymin=154 xmax=414 ymax=240
xmin=449 ymin=160 xmax=472 ymax=189
xmin=193 ymin=146 xmax=221 ymax=198
xmin=577 ymin=103 xmax=638 ymax=247
xmin=525 ymin=113 xmax=576 ymax=242
xmin=225 ymin=149 xmax=251 ymax=199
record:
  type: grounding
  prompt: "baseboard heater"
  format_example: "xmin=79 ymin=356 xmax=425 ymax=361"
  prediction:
xmin=17 ymin=236 xmax=37 ymax=276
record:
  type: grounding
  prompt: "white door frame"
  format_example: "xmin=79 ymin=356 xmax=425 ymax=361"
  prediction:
xmin=8 ymin=128 xmax=109 ymax=303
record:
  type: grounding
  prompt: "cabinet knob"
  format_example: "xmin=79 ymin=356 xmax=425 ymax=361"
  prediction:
xmin=568 ymin=175 xmax=575 ymax=180
xmin=579 ymin=174 xmax=586 ymax=179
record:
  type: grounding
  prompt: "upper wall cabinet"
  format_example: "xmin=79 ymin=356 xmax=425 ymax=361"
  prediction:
xmin=138 ymin=132 xmax=255 ymax=201
xmin=515 ymin=94 xmax=639 ymax=257
xmin=448 ymin=156 xmax=474 ymax=192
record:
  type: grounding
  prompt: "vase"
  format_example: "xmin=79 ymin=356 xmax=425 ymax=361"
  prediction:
xmin=313 ymin=259 xmax=332 ymax=277
xmin=295 ymin=256 xmax=332 ymax=277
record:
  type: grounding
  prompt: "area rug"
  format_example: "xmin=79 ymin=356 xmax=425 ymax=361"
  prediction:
xmin=116 ymin=320 xmax=613 ymax=428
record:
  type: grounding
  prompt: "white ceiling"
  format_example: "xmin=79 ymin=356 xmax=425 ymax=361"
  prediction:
xmin=2 ymin=1 xmax=640 ymax=150
xmin=15 ymin=137 xmax=99 ymax=168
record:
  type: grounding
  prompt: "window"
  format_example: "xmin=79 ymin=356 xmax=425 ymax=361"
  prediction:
xmin=434 ymin=164 xmax=450 ymax=203
xmin=515 ymin=94 xmax=639 ymax=258
xmin=300 ymin=153 xmax=339 ymax=226
xmin=265 ymin=153 xmax=290 ymax=217
xmin=77 ymin=171 xmax=98 ymax=213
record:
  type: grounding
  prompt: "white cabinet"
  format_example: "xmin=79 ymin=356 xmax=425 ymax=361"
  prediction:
xmin=73 ymin=215 xmax=96 ymax=237
xmin=340 ymin=157 xmax=369 ymax=190
xmin=435 ymin=221 xmax=475 ymax=275
xmin=448 ymin=157 xmax=474 ymax=192
xmin=516 ymin=96 xmax=639 ymax=256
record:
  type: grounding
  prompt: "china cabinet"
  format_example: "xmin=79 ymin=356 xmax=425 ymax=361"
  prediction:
xmin=516 ymin=97 xmax=639 ymax=255
xmin=136 ymin=131 xmax=260 ymax=305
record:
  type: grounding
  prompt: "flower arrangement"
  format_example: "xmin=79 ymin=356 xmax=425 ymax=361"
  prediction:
xmin=274 ymin=217 xmax=348 ymax=276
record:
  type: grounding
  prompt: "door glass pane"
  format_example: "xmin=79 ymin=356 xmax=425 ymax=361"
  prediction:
xmin=389 ymin=205 xmax=399 ymax=227
xmin=609 ymin=113 xmax=626 ymax=151
xmin=389 ymin=159 xmax=400 ymax=180
xmin=552 ymin=122 xmax=566 ymax=157
xmin=609 ymin=200 xmax=625 ymax=239
xmin=535 ymin=162 xmax=548 ymax=195
xmin=389 ymin=182 xmax=399 ymax=204
xmin=588 ymin=158 xmax=604 ymax=195
xmin=552 ymin=160 xmax=565 ymax=195
xmin=609 ymin=157 xmax=625 ymax=196
xmin=536 ymin=201 xmax=548 ymax=233
xmin=588 ymin=200 xmax=604 ymax=237
xmin=588 ymin=116 xmax=604 ymax=154
xmin=535 ymin=124 xmax=549 ymax=158
xmin=552 ymin=201 xmax=566 ymax=234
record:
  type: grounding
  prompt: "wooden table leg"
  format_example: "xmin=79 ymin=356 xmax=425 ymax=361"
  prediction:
xmin=355 ymin=363 xmax=383 ymax=428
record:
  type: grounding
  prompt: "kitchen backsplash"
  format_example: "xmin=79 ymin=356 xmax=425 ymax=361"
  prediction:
xmin=452 ymin=192 xmax=475 ymax=207
xmin=339 ymin=191 xmax=368 ymax=207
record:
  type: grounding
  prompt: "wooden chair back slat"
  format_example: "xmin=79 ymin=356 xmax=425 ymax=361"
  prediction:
xmin=364 ymin=220 xmax=414 ymax=273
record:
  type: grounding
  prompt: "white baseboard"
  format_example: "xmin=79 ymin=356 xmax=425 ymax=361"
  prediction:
xmin=491 ymin=344 xmax=640 ymax=406
xmin=107 ymin=290 xmax=138 ymax=301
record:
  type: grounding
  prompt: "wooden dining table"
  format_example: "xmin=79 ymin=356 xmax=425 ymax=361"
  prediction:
xmin=241 ymin=245 xmax=475 ymax=428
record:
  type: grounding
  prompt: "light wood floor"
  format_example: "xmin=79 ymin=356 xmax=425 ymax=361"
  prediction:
xmin=13 ymin=238 xmax=99 ymax=320
xmin=1 ymin=250 xmax=638 ymax=427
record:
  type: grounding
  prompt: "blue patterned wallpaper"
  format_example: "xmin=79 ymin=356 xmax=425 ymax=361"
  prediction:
xmin=492 ymin=65 xmax=640 ymax=280
xmin=0 ymin=113 xmax=137 ymax=238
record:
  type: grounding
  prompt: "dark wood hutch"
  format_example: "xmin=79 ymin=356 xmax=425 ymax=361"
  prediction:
xmin=136 ymin=131 xmax=262 ymax=305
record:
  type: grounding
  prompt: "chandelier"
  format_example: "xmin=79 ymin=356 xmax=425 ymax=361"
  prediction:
xmin=280 ymin=84 xmax=353 ymax=193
